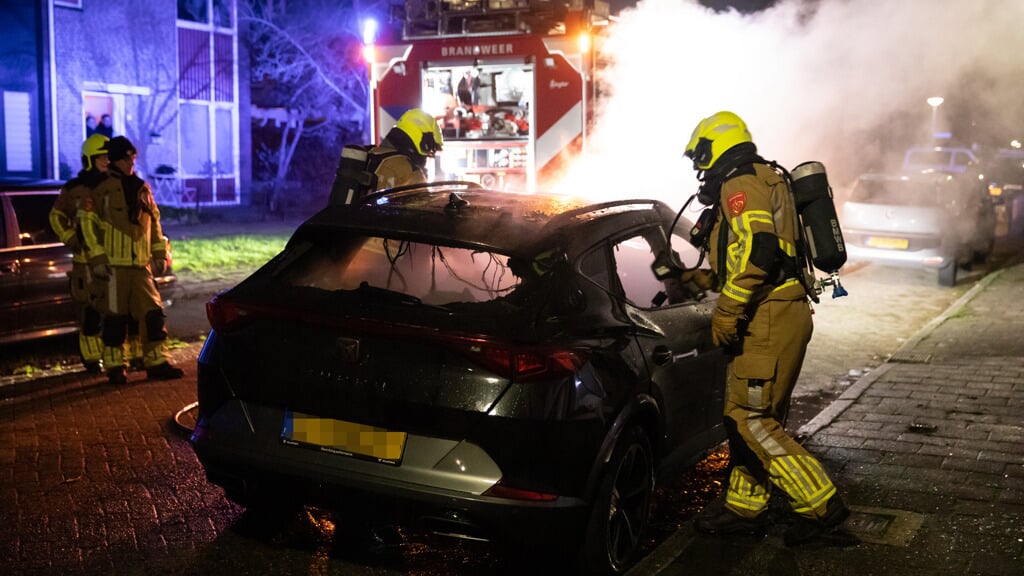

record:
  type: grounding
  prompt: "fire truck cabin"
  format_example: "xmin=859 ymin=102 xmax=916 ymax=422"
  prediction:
xmin=367 ymin=0 xmax=609 ymax=191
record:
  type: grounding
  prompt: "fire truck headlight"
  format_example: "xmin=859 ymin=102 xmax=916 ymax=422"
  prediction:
xmin=577 ymin=33 xmax=591 ymax=53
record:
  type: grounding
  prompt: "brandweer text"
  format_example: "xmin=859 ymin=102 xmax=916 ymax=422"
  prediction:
xmin=441 ymin=43 xmax=515 ymax=57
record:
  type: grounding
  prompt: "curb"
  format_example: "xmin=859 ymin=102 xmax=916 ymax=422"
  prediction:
xmin=796 ymin=264 xmax=1007 ymax=439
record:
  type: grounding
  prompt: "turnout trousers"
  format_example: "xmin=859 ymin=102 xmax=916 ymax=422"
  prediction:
xmin=94 ymin=266 xmax=171 ymax=370
xmin=722 ymin=298 xmax=838 ymax=520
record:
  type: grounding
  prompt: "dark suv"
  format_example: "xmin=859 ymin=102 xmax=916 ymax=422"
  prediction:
xmin=1 ymin=180 xmax=176 ymax=345
xmin=191 ymin=182 xmax=728 ymax=574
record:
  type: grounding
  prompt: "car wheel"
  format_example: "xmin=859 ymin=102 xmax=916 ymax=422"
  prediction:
xmin=579 ymin=424 xmax=654 ymax=575
xmin=938 ymin=260 xmax=957 ymax=287
xmin=972 ymin=237 xmax=994 ymax=265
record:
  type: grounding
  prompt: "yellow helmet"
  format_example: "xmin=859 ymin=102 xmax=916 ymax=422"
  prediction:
xmin=684 ymin=111 xmax=752 ymax=171
xmin=81 ymin=133 xmax=109 ymax=170
xmin=395 ymin=108 xmax=443 ymax=157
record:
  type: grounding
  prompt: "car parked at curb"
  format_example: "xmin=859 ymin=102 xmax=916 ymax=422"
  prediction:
xmin=842 ymin=172 xmax=996 ymax=286
xmin=902 ymin=145 xmax=980 ymax=174
xmin=190 ymin=182 xmax=728 ymax=574
xmin=979 ymin=148 xmax=1024 ymax=237
xmin=1 ymin=180 xmax=177 ymax=345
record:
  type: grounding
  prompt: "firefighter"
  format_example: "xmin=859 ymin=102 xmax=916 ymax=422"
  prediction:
xmin=48 ymin=134 xmax=110 ymax=373
xmin=328 ymin=108 xmax=444 ymax=205
xmin=683 ymin=111 xmax=848 ymax=545
xmin=82 ymin=136 xmax=183 ymax=385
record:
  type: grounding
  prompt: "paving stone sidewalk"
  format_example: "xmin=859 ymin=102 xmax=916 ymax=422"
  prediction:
xmin=631 ymin=263 xmax=1024 ymax=576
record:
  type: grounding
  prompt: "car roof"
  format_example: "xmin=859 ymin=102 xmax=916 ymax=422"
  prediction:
xmin=0 ymin=179 xmax=63 ymax=193
xmin=297 ymin=182 xmax=676 ymax=255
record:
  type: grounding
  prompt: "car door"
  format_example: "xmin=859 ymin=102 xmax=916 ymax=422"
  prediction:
xmin=0 ymin=192 xmax=24 ymax=339
xmin=4 ymin=190 xmax=75 ymax=336
xmin=607 ymin=226 xmax=725 ymax=460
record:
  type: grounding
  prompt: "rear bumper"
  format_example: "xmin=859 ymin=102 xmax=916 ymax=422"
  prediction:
xmin=846 ymin=243 xmax=953 ymax=269
xmin=190 ymin=400 xmax=590 ymax=543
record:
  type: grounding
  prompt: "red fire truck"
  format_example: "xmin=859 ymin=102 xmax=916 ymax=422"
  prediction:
xmin=366 ymin=0 xmax=609 ymax=191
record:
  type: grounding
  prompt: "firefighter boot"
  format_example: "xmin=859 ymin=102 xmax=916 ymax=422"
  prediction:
xmin=107 ymin=366 xmax=128 ymax=386
xmin=694 ymin=498 xmax=767 ymax=536
xmin=146 ymin=361 xmax=184 ymax=381
xmin=783 ymin=494 xmax=851 ymax=546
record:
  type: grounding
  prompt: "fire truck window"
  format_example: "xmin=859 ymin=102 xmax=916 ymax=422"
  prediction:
xmin=432 ymin=65 xmax=531 ymax=141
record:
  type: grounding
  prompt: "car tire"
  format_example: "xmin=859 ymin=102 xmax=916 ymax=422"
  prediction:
xmin=578 ymin=424 xmax=654 ymax=576
xmin=938 ymin=260 xmax=957 ymax=287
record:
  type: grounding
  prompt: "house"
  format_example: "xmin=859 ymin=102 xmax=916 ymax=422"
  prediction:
xmin=0 ymin=0 xmax=250 ymax=210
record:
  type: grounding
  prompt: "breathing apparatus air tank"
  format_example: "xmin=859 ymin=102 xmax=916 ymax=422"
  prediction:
xmin=790 ymin=161 xmax=847 ymax=273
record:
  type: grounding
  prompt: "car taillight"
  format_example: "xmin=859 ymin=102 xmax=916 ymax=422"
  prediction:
xmin=206 ymin=296 xmax=255 ymax=332
xmin=456 ymin=340 xmax=587 ymax=383
xmin=483 ymin=480 xmax=558 ymax=502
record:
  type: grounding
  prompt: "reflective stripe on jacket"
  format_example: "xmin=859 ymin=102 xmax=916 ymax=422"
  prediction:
xmin=709 ymin=163 xmax=805 ymax=312
xmin=49 ymin=170 xmax=103 ymax=264
xmin=83 ymin=169 xmax=166 ymax=268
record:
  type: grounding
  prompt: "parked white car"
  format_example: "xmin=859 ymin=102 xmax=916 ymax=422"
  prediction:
xmin=842 ymin=172 xmax=995 ymax=286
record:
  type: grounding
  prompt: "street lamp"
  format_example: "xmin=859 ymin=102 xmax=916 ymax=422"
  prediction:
xmin=927 ymin=96 xmax=944 ymax=139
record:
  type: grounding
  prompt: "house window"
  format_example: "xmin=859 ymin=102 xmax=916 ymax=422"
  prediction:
xmin=83 ymin=93 xmax=121 ymax=140
xmin=177 ymin=0 xmax=238 ymax=207
xmin=3 ymin=91 xmax=33 ymax=173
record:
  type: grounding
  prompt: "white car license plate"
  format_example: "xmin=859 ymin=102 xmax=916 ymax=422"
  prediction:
xmin=281 ymin=411 xmax=407 ymax=464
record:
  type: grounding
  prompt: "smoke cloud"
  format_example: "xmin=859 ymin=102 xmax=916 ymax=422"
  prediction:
xmin=555 ymin=0 xmax=1024 ymax=205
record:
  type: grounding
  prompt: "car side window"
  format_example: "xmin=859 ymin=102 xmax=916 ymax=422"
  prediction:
xmin=611 ymin=232 xmax=664 ymax=308
xmin=8 ymin=194 xmax=60 ymax=247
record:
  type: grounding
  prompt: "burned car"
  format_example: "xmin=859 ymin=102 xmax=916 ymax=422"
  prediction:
xmin=190 ymin=183 xmax=727 ymax=574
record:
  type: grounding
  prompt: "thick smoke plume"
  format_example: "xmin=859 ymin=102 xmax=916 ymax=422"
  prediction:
xmin=555 ymin=0 xmax=1024 ymax=204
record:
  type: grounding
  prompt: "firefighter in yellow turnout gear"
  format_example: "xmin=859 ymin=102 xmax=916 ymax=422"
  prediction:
xmin=82 ymin=136 xmax=183 ymax=385
xmin=328 ymin=108 xmax=444 ymax=205
xmin=49 ymin=135 xmax=110 ymax=372
xmin=684 ymin=112 xmax=848 ymax=546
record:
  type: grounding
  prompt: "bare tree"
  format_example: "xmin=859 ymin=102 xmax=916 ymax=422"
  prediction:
xmin=242 ymin=0 xmax=387 ymax=210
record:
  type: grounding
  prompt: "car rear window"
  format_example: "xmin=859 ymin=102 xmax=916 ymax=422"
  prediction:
xmin=276 ymin=234 xmax=521 ymax=306
xmin=849 ymin=179 xmax=951 ymax=206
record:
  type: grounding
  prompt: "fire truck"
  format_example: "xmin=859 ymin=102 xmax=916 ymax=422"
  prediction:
xmin=366 ymin=0 xmax=609 ymax=191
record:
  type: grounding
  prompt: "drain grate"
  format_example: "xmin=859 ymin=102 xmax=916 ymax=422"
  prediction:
xmin=844 ymin=506 xmax=924 ymax=546
xmin=888 ymin=351 xmax=933 ymax=364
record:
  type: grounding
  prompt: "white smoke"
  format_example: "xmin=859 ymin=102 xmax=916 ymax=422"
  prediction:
xmin=554 ymin=0 xmax=1024 ymax=205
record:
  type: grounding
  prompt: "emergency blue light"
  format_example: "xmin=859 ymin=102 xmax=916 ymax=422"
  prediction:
xmin=362 ymin=19 xmax=378 ymax=45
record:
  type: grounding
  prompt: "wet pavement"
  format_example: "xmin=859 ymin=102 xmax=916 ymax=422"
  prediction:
xmin=627 ymin=262 xmax=1024 ymax=576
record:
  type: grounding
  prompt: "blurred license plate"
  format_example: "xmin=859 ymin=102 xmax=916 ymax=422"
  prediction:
xmin=866 ymin=236 xmax=909 ymax=249
xmin=281 ymin=411 xmax=406 ymax=465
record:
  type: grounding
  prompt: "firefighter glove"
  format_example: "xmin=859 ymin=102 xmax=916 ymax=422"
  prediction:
xmin=151 ymin=255 xmax=167 ymax=277
xmin=92 ymin=263 xmax=112 ymax=280
xmin=681 ymin=268 xmax=716 ymax=291
xmin=711 ymin=306 xmax=746 ymax=348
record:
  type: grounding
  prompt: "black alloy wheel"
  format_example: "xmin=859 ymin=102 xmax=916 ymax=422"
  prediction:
xmin=579 ymin=424 xmax=655 ymax=575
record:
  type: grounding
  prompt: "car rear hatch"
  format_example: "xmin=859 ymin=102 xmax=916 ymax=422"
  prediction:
xmin=843 ymin=175 xmax=953 ymax=250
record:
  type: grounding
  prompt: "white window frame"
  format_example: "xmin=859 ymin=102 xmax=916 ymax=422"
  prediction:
xmin=175 ymin=0 xmax=240 ymax=207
